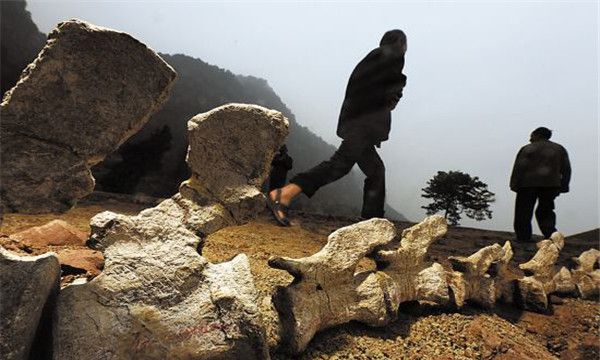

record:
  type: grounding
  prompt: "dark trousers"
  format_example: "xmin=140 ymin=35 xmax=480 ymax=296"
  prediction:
xmin=290 ymin=135 xmax=385 ymax=219
xmin=514 ymin=187 xmax=560 ymax=241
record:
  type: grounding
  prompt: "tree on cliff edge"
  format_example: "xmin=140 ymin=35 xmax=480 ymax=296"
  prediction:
xmin=421 ymin=171 xmax=495 ymax=226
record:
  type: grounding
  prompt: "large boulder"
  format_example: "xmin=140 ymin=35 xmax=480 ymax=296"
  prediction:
xmin=180 ymin=103 xmax=289 ymax=222
xmin=0 ymin=247 xmax=60 ymax=360
xmin=0 ymin=19 xmax=176 ymax=213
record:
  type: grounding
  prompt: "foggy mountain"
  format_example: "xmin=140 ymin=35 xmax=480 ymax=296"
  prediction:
xmin=0 ymin=0 xmax=46 ymax=97
xmin=93 ymin=53 xmax=406 ymax=220
xmin=2 ymin=0 xmax=406 ymax=220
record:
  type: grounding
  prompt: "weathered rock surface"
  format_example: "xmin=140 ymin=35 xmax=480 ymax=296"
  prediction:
xmin=55 ymin=193 xmax=268 ymax=360
xmin=55 ymin=104 xmax=289 ymax=359
xmin=180 ymin=103 xmax=289 ymax=222
xmin=1 ymin=247 xmax=60 ymax=360
xmin=9 ymin=219 xmax=88 ymax=249
xmin=1 ymin=19 xmax=176 ymax=213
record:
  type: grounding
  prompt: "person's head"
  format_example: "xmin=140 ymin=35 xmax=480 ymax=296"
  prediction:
xmin=380 ymin=29 xmax=407 ymax=53
xmin=530 ymin=127 xmax=552 ymax=142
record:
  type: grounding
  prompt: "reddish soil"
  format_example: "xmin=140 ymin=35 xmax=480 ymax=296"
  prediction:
xmin=1 ymin=195 xmax=598 ymax=359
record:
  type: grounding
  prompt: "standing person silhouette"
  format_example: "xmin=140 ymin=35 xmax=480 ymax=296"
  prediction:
xmin=510 ymin=127 xmax=571 ymax=242
xmin=267 ymin=29 xmax=408 ymax=226
xmin=267 ymin=145 xmax=293 ymax=191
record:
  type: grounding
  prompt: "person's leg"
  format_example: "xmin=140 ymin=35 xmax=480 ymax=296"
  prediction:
xmin=513 ymin=188 xmax=537 ymax=242
xmin=535 ymin=188 xmax=559 ymax=239
xmin=289 ymin=137 xmax=369 ymax=197
xmin=268 ymin=136 xmax=371 ymax=218
xmin=357 ymin=146 xmax=385 ymax=218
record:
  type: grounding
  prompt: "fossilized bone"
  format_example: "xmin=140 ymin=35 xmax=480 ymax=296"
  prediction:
xmin=268 ymin=218 xmax=397 ymax=354
xmin=54 ymin=104 xmax=289 ymax=360
xmin=569 ymin=248 xmax=600 ymax=299
xmin=373 ymin=215 xmax=450 ymax=309
xmin=447 ymin=241 xmax=514 ymax=308
xmin=267 ymin=216 xmax=600 ymax=355
xmin=516 ymin=232 xmax=564 ymax=311
xmin=268 ymin=215 xmax=449 ymax=354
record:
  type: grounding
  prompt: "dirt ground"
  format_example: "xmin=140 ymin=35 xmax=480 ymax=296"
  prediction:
xmin=1 ymin=196 xmax=598 ymax=360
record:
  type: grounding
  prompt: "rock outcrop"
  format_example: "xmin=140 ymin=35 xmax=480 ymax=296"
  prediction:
xmin=1 ymin=19 xmax=176 ymax=214
xmin=54 ymin=104 xmax=289 ymax=360
xmin=1 ymin=247 xmax=60 ymax=360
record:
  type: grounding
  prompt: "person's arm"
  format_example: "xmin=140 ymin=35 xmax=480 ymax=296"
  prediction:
xmin=509 ymin=148 xmax=523 ymax=192
xmin=385 ymin=74 xmax=407 ymax=110
xmin=560 ymin=147 xmax=571 ymax=193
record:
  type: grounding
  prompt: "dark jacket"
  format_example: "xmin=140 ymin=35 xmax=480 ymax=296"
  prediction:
xmin=336 ymin=44 xmax=407 ymax=143
xmin=510 ymin=140 xmax=571 ymax=192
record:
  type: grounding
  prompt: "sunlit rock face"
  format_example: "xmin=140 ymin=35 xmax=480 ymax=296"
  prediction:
xmin=0 ymin=248 xmax=60 ymax=360
xmin=180 ymin=103 xmax=289 ymax=223
xmin=269 ymin=216 xmax=451 ymax=354
xmin=54 ymin=104 xmax=289 ymax=360
xmin=1 ymin=19 xmax=176 ymax=214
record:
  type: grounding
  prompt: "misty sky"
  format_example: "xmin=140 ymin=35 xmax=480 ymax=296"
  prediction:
xmin=27 ymin=1 xmax=599 ymax=235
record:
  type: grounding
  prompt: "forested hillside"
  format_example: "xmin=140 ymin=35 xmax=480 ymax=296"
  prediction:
xmin=93 ymin=54 xmax=405 ymax=219
xmin=1 ymin=1 xmax=405 ymax=220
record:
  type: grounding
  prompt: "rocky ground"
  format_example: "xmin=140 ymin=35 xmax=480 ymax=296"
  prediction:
xmin=1 ymin=194 xmax=598 ymax=360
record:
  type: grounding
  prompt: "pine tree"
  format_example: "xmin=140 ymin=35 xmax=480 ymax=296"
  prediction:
xmin=421 ymin=171 xmax=495 ymax=226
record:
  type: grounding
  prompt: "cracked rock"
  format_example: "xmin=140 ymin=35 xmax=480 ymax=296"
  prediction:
xmin=1 ymin=247 xmax=60 ymax=360
xmin=0 ymin=19 xmax=176 ymax=213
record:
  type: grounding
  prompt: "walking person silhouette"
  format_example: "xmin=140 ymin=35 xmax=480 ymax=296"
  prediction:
xmin=267 ymin=29 xmax=408 ymax=226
